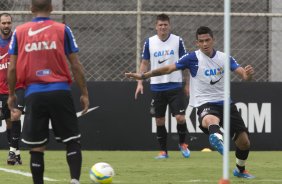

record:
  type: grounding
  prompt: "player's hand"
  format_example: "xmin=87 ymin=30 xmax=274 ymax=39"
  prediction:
xmin=125 ymin=72 xmax=142 ymax=80
xmin=80 ymin=95 xmax=89 ymax=115
xmin=7 ymin=94 xmax=17 ymax=112
xmin=244 ymin=65 xmax=254 ymax=80
xmin=135 ymin=83 xmax=144 ymax=99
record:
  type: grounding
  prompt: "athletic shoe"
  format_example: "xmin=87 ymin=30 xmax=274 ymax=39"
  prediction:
xmin=7 ymin=151 xmax=22 ymax=165
xmin=70 ymin=179 xmax=80 ymax=184
xmin=209 ymin=133 xmax=223 ymax=155
xmin=233 ymin=168 xmax=255 ymax=179
xmin=155 ymin=151 xmax=168 ymax=159
xmin=178 ymin=143 xmax=190 ymax=158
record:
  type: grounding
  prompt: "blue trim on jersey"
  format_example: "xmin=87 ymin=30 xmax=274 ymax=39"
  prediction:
xmin=25 ymin=82 xmax=70 ymax=97
xmin=64 ymin=26 xmax=79 ymax=55
xmin=151 ymin=82 xmax=182 ymax=91
xmin=142 ymin=38 xmax=150 ymax=60
xmin=176 ymin=52 xmax=199 ymax=77
xmin=162 ymin=33 xmax=171 ymax=42
xmin=32 ymin=17 xmax=51 ymax=22
xmin=8 ymin=31 xmax=17 ymax=55
xmin=179 ymin=38 xmax=187 ymax=57
xmin=230 ymin=56 xmax=240 ymax=71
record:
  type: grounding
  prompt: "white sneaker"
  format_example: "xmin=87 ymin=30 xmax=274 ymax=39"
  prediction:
xmin=70 ymin=179 xmax=80 ymax=184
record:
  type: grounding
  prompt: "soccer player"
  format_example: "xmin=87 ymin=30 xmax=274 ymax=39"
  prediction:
xmin=7 ymin=1 xmax=89 ymax=184
xmin=135 ymin=13 xmax=190 ymax=159
xmin=0 ymin=12 xmax=25 ymax=165
xmin=126 ymin=26 xmax=255 ymax=179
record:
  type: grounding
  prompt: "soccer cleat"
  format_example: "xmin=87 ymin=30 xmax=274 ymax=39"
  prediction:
xmin=7 ymin=151 xmax=22 ymax=165
xmin=154 ymin=151 xmax=168 ymax=159
xmin=70 ymin=179 xmax=80 ymax=184
xmin=178 ymin=143 xmax=191 ymax=158
xmin=209 ymin=133 xmax=223 ymax=155
xmin=233 ymin=168 xmax=255 ymax=179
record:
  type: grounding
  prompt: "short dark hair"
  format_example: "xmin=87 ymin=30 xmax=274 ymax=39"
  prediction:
xmin=156 ymin=13 xmax=170 ymax=23
xmin=0 ymin=13 xmax=12 ymax=22
xmin=196 ymin=26 xmax=213 ymax=39
xmin=32 ymin=0 xmax=51 ymax=12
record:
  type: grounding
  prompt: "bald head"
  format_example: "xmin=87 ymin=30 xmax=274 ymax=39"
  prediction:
xmin=31 ymin=0 xmax=52 ymax=13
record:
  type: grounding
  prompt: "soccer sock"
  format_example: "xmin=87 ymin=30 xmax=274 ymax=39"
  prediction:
xmin=6 ymin=128 xmax=11 ymax=146
xmin=10 ymin=120 xmax=21 ymax=149
xmin=208 ymin=124 xmax=222 ymax=135
xmin=177 ymin=122 xmax=187 ymax=144
xmin=66 ymin=141 xmax=82 ymax=181
xmin=30 ymin=151 xmax=44 ymax=184
xmin=156 ymin=125 xmax=167 ymax=153
xmin=235 ymin=147 xmax=249 ymax=172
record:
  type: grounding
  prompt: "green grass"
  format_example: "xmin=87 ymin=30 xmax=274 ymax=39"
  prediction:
xmin=0 ymin=150 xmax=282 ymax=184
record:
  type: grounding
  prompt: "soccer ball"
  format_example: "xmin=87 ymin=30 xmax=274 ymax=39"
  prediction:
xmin=89 ymin=162 xmax=115 ymax=184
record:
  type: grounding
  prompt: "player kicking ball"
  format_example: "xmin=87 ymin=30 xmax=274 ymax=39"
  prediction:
xmin=126 ymin=26 xmax=255 ymax=179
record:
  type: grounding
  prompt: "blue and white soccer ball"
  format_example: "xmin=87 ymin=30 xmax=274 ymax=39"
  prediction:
xmin=89 ymin=162 xmax=115 ymax=184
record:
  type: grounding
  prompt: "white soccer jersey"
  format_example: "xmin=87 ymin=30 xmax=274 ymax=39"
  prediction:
xmin=143 ymin=34 xmax=185 ymax=85
xmin=175 ymin=49 xmax=240 ymax=107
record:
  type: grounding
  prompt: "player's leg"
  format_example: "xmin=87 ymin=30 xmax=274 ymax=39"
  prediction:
xmin=170 ymin=88 xmax=190 ymax=158
xmin=49 ymin=91 xmax=82 ymax=183
xmin=230 ymin=104 xmax=255 ymax=179
xmin=22 ymin=92 xmax=50 ymax=184
xmin=30 ymin=146 xmax=46 ymax=184
xmin=151 ymin=91 xmax=168 ymax=159
xmin=9 ymin=88 xmax=25 ymax=165
xmin=197 ymin=103 xmax=223 ymax=155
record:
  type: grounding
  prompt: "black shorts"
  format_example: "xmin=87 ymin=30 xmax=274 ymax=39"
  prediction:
xmin=150 ymin=88 xmax=188 ymax=118
xmin=0 ymin=88 xmax=25 ymax=120
xmin=197 ymin=103 xmax=248 ymax=140
xmin=21 ymin=90 xmax=80 ymax=148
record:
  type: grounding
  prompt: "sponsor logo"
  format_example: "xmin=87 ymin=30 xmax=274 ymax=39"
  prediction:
xmin=154 ymin=49 xmax=174 ymax=57
xmin=25 ymin=41 xmax=57 ymax=52
xmin=158 ymin=59 xmax=168 ymax=64
xmin=205 ymin=67 xmax=224 ymax=76
xmin=152 ymin=103 xmax=272 ymax=134
xmin=210 ymin=77 xmax=223 ymax=85
xmin=0 ymin=62 xmax=9 ymax=70
xmin=0 ymin=53 xmax=8 ymax=60
xmin=36 ymin=69 xmax=51 ymax=76
xmin=28 ymin=25 xmax=52 ymax=36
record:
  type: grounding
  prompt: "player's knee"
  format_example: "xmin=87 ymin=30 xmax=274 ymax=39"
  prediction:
xmin=202 ymin=115 xmax=220 ymax=128
xmin=66 ymin=140 xmax=81 ymax=152
xmin=235 ymin=132 xmax=250 ymax=150
xmin=11 ymin=110 xmax=22 ymax=121
xmin=175 ymin=115 xmax=186 ymax=123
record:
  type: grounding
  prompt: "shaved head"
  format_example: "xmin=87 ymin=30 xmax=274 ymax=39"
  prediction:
xmin=31 ymin=0 xmax=52 ymax=12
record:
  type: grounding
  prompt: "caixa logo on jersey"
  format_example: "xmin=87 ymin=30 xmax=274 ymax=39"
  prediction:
xmin=151 ymin=102 xmax=271 ymax=133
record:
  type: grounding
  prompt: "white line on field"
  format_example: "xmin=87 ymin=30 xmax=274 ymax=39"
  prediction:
xmin=0 ymin=167 xmax=59 ymax=182
xmin=112 ymin=179 xmax=282 ymax=183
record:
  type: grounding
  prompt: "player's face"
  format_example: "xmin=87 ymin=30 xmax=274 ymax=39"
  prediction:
xmin=196 ymin=34 xmax=214 ymax=57
xmin=0 ymin=15 xmax=12 ymax=36
xmin=156 ymin=20 xmax=170 ymax=39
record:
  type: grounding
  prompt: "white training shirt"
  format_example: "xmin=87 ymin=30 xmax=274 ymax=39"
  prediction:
xmin=142 ymin=34 xmax=187 ymax=91
xmin=175 ymin=49 xmax=240 ymax=107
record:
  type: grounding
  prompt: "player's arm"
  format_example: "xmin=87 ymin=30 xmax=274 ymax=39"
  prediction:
xmin=135 ymin=59 xmax=149 ymax=99
xmin=67 ymin=53 xmax=89 ymax=114
xmin=7 ymin=55 xmax=17 ymax=110
xmin=65 ymin=25 xmax=89 ymax=114
xmin=234 ymin=65 xmax=254 ymax=81
xmin=182 ymin=69 xmax=190 ymax=96
xmin=126 ymin=63 xmax=177 ymax=80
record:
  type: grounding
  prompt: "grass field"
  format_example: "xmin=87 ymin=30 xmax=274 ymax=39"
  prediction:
xmin=0 ymin=150 xmax=281 ymax=184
